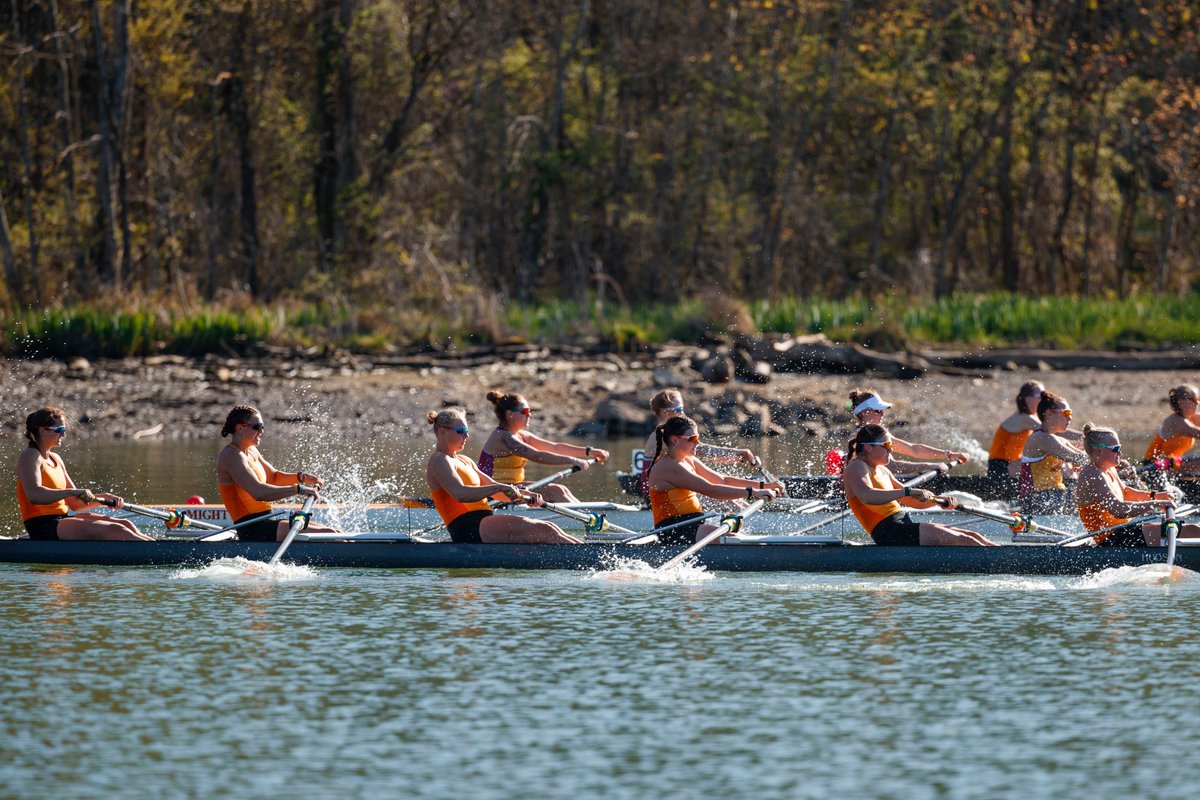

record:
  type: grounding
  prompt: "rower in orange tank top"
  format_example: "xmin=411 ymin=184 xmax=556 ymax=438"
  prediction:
xmin=645 ymin=415 xmax=780 ymax=545
xmin=1140 ymin=385 xmax=1200 ymax=489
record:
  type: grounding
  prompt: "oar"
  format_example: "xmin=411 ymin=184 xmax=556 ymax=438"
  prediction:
xmin=1054 ymin=512 xmax=1164 ymax=547
xmin=949 ymin=502 xmax=1076 ymax=538
xmin=1164 ymin=504 xmax=1180 ymax=569
xmin=524 ymin=459 xmax=596 ymax=493
xmin=537 ymin=499 xmax=639 ymax=535
xmin=789 ymin=469 xmax=941 ymax=536
xmin=118 ymin=502 xmax=225 ymax=532
xmin=616 ymin=511 xmax=724 ymax=544
xmin=192 ymin=510 xmax=290 ymax=542
xmin=657 ymin=499 xmax=767 ymax=572
xmin=268 ymin=493 xmax=318 ymax=566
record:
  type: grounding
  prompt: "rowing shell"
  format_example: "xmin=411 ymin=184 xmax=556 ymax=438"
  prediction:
xmin=92 ymin=502 xmax=1099 ymax=539
xmin=0 ymin=537 xmax=1195 ymax=574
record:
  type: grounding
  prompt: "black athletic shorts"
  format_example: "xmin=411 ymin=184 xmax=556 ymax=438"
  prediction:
xmin=24 ymin=514 xmax=66 ymax=541
xmin=870 ymin=513 xmax=922 ymax=546
xmin=448 ymin=510 xmax=492 ymax=543
xmin=234 ymin=514 xmax=281 ymax=542
xmin=1095 ymin=522 xmax=1153 ymax=548
xmin=654 ymin=512 xmax=706 ymax=546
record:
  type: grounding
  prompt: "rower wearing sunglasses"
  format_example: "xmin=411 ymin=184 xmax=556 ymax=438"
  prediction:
xmin=478 ymin=390 xmax=608 ymax=504
xmin=1076 ymin=424 xmax=1196 ymax=546
xmin=16 ymin=406 xmax=153 ymax=541
xmin=216 ymin=404 xmax=338 ymax=541
xmin=1017 ymin=391 xmax=1089 ymax=515
xmin=640 ymin=389 xmax=762 ymax=497
xmin=646 ymin=416 xmax=783 ymax=544
xmin=842 ymin=425 xmax=996 ymax=546
xmin=427 ymin=408 xmax=580 ymax=544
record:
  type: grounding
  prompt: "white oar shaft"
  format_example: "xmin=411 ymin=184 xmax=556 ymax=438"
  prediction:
xmin=538 ymin=501 xmax=637 ymax=535
xmin=953 ymin=504 xmax=1075 ymax=538
xmin=658 ymin=499 xmax=766 ymax=571
xmin=268 ymin=494 xmax=318 ymax=566
xmin=524 ymin=459 xmax=596 ymax=493
xmin=1054 ymin=513 xmax=1162 ymax=547
xmin=120 ymin=502 xmax=225 ymax=531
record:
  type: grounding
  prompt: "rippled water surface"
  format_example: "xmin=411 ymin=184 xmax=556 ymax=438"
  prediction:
xmin=3 ymin=562 xmax=1199 ymax=799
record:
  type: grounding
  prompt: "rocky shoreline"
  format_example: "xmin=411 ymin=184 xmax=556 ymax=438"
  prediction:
xmin=2 ymin=337 xmax=1197 ymax=450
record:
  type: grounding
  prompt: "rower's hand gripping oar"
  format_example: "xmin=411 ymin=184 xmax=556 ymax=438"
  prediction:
xmin=268 ymin=492 xmax=319 ymax=566
xmin=657 ymin=498 xmax=767 ymax=572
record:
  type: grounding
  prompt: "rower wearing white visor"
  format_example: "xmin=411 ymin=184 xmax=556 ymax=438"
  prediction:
xmin=839 ymin=389 xmax=968 ymax=472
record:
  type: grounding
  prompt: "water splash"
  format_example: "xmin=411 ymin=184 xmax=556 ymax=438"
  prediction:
xmin=169 ymin=557 xmax=319 ymax=581
xmin=586 ymin=554 xmax=715 ymax=583
xmin=1071 ymin=563 xmax=1199 ymax=589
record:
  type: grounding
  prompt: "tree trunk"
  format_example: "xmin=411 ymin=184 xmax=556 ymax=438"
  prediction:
xmin=11 ymin=0 xmax=40 ymax=304
xmin=0 ymin=187 xmax=18 ymax=303
xmin=111 ymin=0 xmax=132 ymax=289
xmin=230 ymin=2 xmax=261 ymax=296
xmin=49 ymin=0 xmax=86 ymax=285
xmin=314 ymin=0 xmax=340 ymax=274
xmin=90 ymin=0 xmax=118 ymax=286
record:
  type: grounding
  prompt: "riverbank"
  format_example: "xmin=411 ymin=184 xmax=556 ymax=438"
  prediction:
xmin=1 ymin=352 xmax=1192 ymax=450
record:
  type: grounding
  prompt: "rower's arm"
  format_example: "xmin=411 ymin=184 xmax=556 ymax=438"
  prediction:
xmin=842 ymin=462 xmax=909 ymax=505
xmin=891 ymin=437 xmax=966 ymax=464
xmin=223 ymin=451 xmax=298 ymax=502
xmin=497 ymin=431 xmax=580 ymax=467
xmin=652 ymin=460 xmax=757 ymax=501
xmin=1036 ymin=433 xmax=1090 ymax=466
xmin=428 ymin=455 xmax=511 ymax=503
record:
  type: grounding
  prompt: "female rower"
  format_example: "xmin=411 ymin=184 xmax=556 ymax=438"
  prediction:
xmin=986 ymin=381 xmax=1046 ymax=484
xmin=844 ymin=389 xmax=969 ymax=468
xmin=639 ymin=389 xmax=761 ymax=496
xmin=426 ymin=408 xmax=580 ymax=544
xmin=16 ymin=406 xmax=153 ymax=541
xmin=1142 ymin=385 xmax=1200 ymax=489
xmin=1076 ymin=424 xmax=1195 ymax=547
xmin=216 ymin=405 xmax=337 ymax=542
xmin=646 ymin=416 xmax=782 ymax=545
xmin=842 ymin=425 xmax=996 ymax=546
xmin=1018 ymin=390 xmax=1089 ymax=514
xmin=479 ymin=390 xmax=608 ymax=504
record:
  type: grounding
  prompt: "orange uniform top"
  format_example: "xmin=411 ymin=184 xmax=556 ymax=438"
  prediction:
xmin=846 ymin=465 xmax=904 ymax=535
xmin=1077 ymin=469 xmax=1136 ymax=544
xmin=218 ymin=452 xmax=280 ymax=520
xmin=431 ymin=456 xmax=493 ymax=526
xmin=650 ymin=486 xmax=704 ymax=525
xmin=1144 ymin=431 xmax=1194 ymax=461
xmin=988 ymin=426 xmax=1032 ymax=462
xmin=17 ymin=453 xmax=71 ymax=521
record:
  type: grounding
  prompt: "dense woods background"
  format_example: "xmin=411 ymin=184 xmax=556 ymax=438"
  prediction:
xmin=2 ymin=1 xmax=1198 ymax=331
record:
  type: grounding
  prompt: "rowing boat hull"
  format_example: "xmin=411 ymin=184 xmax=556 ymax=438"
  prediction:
xmin=0 ymin=538 xmax=1191 ymax=575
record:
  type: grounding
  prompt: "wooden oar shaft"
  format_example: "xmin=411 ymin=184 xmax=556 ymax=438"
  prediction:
xmin=658 ymin=499 xmax=767 ymax=571
xmin=268 ymin=494 xmax=318 ymax=566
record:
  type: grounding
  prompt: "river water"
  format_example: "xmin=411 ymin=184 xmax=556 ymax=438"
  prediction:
xmin=3 ymin=433 xmax=1197 ymax=798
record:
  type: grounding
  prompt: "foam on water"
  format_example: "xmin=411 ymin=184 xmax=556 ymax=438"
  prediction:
xmin=586 ymin=554 xmax=715 ymax=583
xmin=1070 ymin=563 xmax=1199 ymax=589
xmin=169 ymin=556 xmax=319 ymax=581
